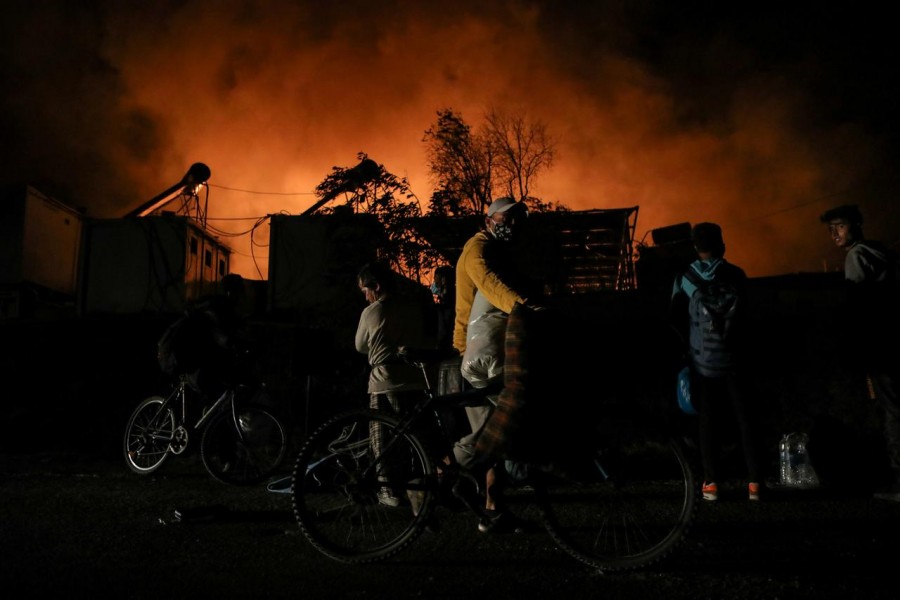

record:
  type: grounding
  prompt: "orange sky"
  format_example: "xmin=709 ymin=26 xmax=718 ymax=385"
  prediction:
xmin=3 ymin=1 xmax=898 ymax=281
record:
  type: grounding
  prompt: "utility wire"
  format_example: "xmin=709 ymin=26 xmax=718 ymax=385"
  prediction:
xmin=208 ymin=183 xmax=316 ymax=195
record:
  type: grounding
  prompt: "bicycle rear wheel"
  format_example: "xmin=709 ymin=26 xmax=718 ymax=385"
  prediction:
xmin=292 ymin=410 xmax=436 ymax=564
xmin=536 ymin=431 xmax=698 ymax=572
xmin=201 ymin=406 xmax=287 ymax=485
xmin=124 ymin=396 xmax=175 ymax=474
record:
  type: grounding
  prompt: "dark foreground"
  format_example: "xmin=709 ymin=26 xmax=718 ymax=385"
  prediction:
xmin=2 ymin=450 xmax=899 ymax=600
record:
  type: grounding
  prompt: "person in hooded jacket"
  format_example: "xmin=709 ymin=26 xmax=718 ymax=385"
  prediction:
xmin=671 ymin=222 xmax=761 ymax=502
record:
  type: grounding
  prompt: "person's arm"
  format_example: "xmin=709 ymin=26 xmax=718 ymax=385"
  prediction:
xmin=355 ymin=306 xmax=371 ymax=355
xmin=845 ymin=246 xmax=870 ymax=283
xmin=670 ymin=272 xmax=685 ymax=301
xmin=452 ymin=254 xmax=473 ymax=354
xmin=460 ymin=235 xmax=527 ymax=313
xmin=452 ymin=290 xmax=469 ymax=355
xmin=845 ymin=242 xmax=894 ymax=284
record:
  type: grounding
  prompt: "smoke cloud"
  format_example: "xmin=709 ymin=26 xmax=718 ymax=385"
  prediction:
xmin=2 ymin=1 xmax=897 ymax=279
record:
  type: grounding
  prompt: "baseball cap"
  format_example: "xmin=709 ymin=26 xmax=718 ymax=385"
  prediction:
xmin=487 ymin=197 xmax=525 ymax=218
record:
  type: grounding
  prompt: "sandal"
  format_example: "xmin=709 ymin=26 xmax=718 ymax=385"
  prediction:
xmin=477 ymin=509 xmax=531 ymax=534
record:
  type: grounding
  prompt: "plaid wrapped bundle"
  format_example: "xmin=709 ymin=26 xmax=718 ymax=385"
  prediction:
xmin=476 ymin=303 xmax=534 ymax=462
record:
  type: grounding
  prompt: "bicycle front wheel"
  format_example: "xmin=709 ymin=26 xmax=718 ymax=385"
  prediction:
xmin=292 ymin=410 xmax=436 ymax=564
xmin=201 ymin=406 xmax=287 ymax=485
xmin=124 ymin=396 xmax=175 ymax=475
xmin=536 ymin=431 xmax=698 ymax=572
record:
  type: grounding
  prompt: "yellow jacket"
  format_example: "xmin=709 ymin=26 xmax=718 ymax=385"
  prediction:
xmin=453 ymin=231 xmax=527 ymax=353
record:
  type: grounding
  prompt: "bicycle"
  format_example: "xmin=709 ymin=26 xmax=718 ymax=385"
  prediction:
xmin=124 ymin=367 xmax=288 ymax=486
xmin=290 ymin=347 xmax=699 ymax=572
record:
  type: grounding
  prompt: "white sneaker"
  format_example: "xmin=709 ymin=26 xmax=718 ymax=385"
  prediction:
xmin=377 ymin=487 xmax=400 ymax=507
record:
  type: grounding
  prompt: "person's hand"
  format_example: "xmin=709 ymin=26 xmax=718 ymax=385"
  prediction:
xmin=522 ymin=300 xmax=548 ymax=312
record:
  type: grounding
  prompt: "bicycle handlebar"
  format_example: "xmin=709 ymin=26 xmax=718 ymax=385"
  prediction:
xmin=396 ymin=346 xmax=458 ymax=366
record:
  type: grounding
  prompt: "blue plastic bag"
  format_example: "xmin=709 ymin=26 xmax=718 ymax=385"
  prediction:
xmin=676 ymin=366 xmax=696 ymax=415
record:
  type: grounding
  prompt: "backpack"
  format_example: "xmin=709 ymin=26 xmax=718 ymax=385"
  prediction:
xmin=682 ymin=267 xmax=741 ymax=377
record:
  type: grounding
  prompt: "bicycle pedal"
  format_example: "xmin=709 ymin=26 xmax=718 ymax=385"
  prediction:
xmin=451 ymin=476 xmax=485 ymax=516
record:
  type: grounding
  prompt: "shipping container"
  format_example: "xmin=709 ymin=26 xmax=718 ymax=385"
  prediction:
xmin=77 ymin=213 xmax=230 ymax=315
xmin=0 ymin=185 xmax=83 ymax=317
xmin=267 ymin=212 xmax=384 ymax=342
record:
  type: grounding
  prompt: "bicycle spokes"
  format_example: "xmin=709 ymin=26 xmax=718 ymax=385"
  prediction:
xmin=292 ymin=411 xmax=436 ymax=564
xmin=538 ymin=436 xmax=698 ymax=572
xmin=124 ymin=396 xmax=177 ymax=474
xmin=200 ymin=406 xmax=286 ymax=485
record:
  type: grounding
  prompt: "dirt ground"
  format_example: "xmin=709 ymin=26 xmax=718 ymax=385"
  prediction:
xmin=2 ymin=448 xmax=900 ymax=600
xmin=3 ymin=284 xmax=899 ymax=598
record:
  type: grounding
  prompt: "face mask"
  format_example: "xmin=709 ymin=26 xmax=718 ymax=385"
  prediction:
xmin=491 ymin=222 xmax=515 ymax=242
xmin=430 ymin=282 xmax=442 ymax=296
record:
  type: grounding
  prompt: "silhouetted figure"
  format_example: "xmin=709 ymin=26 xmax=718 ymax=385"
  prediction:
xmin=671 ymin=222 xmax=761 ymax=502
xmin=355 ymin=261 xmax=432 ymax=508
xmin=192 ymin=274 xmax=247 ymax=401
xmin=820 ymin=204 xmax=900 ymax=500
xmin=453 ymin=197 xmax=536 ymax=533
xmin=157 ymin=274 xmax=247 ymax=405
xmin=431 ymin=265 xmax=456 ymax=352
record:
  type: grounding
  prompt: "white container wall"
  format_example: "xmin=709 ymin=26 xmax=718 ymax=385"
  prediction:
xmin=78 ymin=214 xmax=230 ymax=315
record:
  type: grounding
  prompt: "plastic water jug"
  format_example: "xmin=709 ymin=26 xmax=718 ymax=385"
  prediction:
xmin=779 ymin=432 xmax=819 ymax=488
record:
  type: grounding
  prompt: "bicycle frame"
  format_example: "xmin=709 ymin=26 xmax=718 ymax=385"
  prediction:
xmin=291 ymin=347 xmax=698 ymax=570
xmin=144 ymin=376 xmax=236 ymax=454
xmin=126 ymin=360 xmax=288 ymax=485
xmin=359 ymin=357 xmax=492 ymax=484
